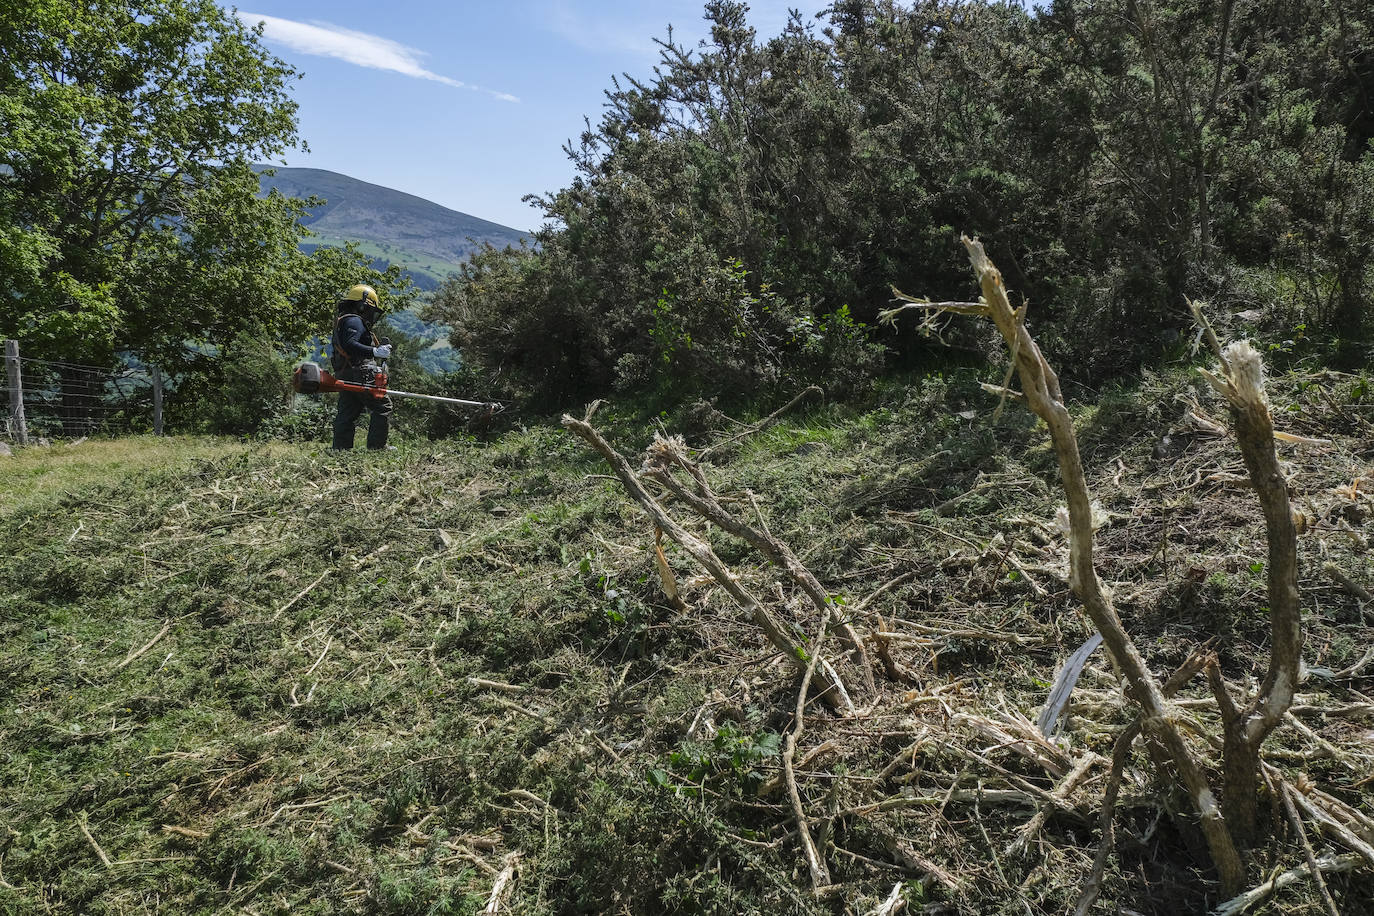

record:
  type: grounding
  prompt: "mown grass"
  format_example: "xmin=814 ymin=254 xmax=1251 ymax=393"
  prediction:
xmin=0 ymin=437 xmax=297 ymax=516
xmin=2 ymin=366 xmax=1373 ymax=915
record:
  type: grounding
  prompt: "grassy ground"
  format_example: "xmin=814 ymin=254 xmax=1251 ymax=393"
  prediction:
xmin=2 ymin=364 xmax=1373 ymax=915
xmin=0 ymin=438 xmax=295 ymax=516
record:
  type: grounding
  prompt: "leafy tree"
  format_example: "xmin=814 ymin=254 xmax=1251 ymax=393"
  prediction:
xmin=981 ymin=0 xmax=1374 ymax=361
xmin=433 ymin=0 xmax=1374 ymax=408
xmin=0 ymin=0 xmax=402 ymax=377
xmin=430 ymin=3 xmax=878 ymax=408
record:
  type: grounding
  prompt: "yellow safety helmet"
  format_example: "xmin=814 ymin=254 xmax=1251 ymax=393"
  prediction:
xmin=342 ymin=284 xmax=380 ymax=310
xmin=341 ymin=283 xmax=383 ymax=325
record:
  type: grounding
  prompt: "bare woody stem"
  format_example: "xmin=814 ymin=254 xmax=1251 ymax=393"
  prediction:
xmin=1193 ymin=301 xmax=1303 ymax=842
xmin=956 ymin=236 xmax=1245 ymax=894
xmin=562 ymin=414 xmax=853 ymax=714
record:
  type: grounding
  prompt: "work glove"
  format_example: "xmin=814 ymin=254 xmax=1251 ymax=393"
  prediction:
xmin=373 ymin=344 xmax=393 ymax=359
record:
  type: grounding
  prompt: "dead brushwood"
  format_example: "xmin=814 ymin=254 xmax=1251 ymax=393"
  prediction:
xmin=159 ymin=825 xmax=209 ymax=840
xmin=758 ymin=740 xmax=840 ymax=797
xmin=641 ymin=433 xmax=876 ymax=692
xmin=1073 ymin=719 xmax=1140 ymax=916
xmin=77 ymin=814 xmax=113 ymax=870
xmin=1324 ymin=560 xmax=1373 ymax=609
xmin=878 ymin=242 xmax=1374 ymax=903
xmin=652 ymin=525 xmax=689 ymax=614
xmin=889 ymin=237 xmax=1245 ymax=892
xmin=562 ymin=410 xmax=854 ymax=713
xmin=948 ymin=712 xmax=1072 ymax=778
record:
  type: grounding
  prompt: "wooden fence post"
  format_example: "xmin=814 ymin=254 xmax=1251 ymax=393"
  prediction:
xmin=151 ymin=365 xmax=164 ymax=436
xmin=4 ymin=339 xmax=27 ymax=447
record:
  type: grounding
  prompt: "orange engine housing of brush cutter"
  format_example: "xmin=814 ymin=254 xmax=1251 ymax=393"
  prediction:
xmin=292 ymin=361 xmax=388 ymax=399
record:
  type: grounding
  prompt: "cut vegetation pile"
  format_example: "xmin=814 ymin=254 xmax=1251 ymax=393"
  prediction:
xmin=3 ymin=355 xmax=1374 ymax=914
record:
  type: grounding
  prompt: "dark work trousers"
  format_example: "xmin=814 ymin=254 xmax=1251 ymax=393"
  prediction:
xmin=332 ymin=364 xmax=394 ymax=449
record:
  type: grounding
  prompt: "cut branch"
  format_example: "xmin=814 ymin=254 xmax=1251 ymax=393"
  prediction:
xmin=785 ymin=603 xmax=834 ymax=890
xmin=950 ymin=236 xmax=1244 ymax=893
xmin=78 ymin=814 xmax=113 ymax=870
xmin=113 ymin=618 xmax=172 ymax=672
xmin=563 ymin=413 xmax=853 ymax=713
xmin=483 ymin=853 xmax=520 ymax=914
xmin=644 ymin=435 xmax=875 ymax=693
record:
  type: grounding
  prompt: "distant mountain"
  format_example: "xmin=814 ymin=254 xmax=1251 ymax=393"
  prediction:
xmin=255 ymin=166 xmax=528 ymax=373
xmin=255 ymin=166 xmax=529 ymax=290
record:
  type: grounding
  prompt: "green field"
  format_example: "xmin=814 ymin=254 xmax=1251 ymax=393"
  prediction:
xmin=308 ymin=236 xmax=468 ymax=290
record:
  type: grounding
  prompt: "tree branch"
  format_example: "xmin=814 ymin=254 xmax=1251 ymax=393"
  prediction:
xmin=955 ymin=235 xmax=1244 ymax=893
xmin=563 ymin=413 xmax=853 ymax=713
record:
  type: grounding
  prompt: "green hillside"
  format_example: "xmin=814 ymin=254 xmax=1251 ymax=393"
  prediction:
xmin=253 ymin=166 xmax=527 ymax=372
xmin=302 ymin=237 xmax=468 ymax=292
xmin=256 ymin=166 xmax=529 ymax=290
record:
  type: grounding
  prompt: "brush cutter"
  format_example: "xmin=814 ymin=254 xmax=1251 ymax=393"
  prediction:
xmin=292 ymin=361 xmax=504 ymax=412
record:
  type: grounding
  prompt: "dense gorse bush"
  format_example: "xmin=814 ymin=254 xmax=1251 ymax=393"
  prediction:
xmin=429 ymin=0 xmax=1374 ymax=407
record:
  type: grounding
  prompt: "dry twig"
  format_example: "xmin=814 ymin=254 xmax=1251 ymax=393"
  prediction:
xmin=113 ymin=619 xmax=172 ymax=672
xmin=563 ymin=412 xmax=853 ymax=712
xmin=273 ymin=570 xmax=329 ymax=620
xmin=1276 ymin=778 xmax=1342 ymax=916
xmin=1007 ymin=752 xmax=1101 ymax=855
xmin=1211 ymin=854 xmax=1361 ymax=916
xmin=77 ymin=814 xmax=113 ymax=869
xmin=784 ymin=604 xmax=834 ymax=891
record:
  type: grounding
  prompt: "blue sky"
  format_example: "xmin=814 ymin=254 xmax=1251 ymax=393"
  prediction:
xmin=233 ymin=1 xmax=812 ymax=232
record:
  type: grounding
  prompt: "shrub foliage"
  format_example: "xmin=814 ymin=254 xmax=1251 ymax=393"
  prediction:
xmin=429 ymin=0 xmax=1374 ymax=406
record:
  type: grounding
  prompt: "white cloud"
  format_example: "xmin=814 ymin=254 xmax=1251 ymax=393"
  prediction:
xmin=237 ymin=12 xmax=519 ymax=102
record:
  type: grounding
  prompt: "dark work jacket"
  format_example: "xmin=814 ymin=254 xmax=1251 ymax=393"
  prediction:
xmin=330 ymin=313 xmax=380 ymax=375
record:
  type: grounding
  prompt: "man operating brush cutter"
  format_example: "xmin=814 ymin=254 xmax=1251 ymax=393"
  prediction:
xmin=329 ymin=284 xmax=394 ymax=450
xmin=293 ymin=285 xmax=506 ymax=447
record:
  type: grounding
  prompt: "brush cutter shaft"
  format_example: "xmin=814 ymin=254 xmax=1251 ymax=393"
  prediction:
xmin=292 ymin=361 xmax=502 ymax=411
xmin=380 ymin=388 xmax=497 ymax=409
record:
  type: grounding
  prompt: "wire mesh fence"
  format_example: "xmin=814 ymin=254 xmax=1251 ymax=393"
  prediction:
xmin=4 ymin=350 xmax=158 ymax=442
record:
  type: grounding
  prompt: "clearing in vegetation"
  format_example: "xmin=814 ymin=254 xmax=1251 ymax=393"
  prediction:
xmin=3 ymin=326 xmax=1374 ymax=914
